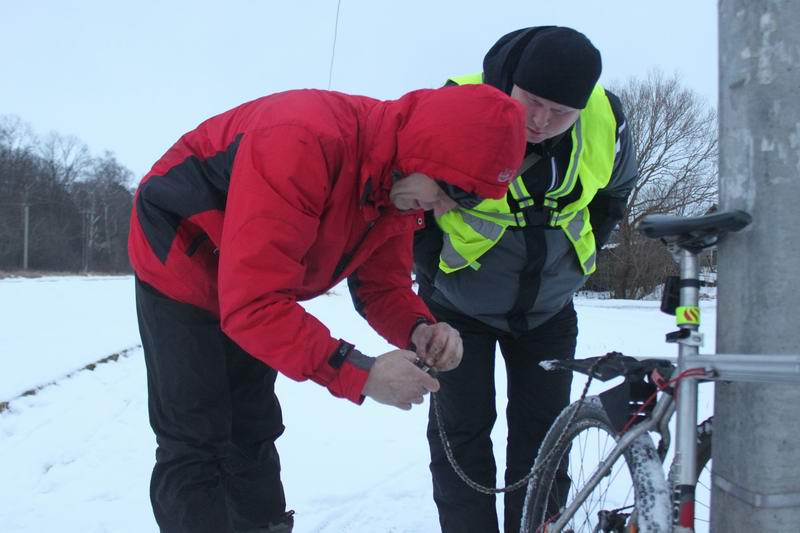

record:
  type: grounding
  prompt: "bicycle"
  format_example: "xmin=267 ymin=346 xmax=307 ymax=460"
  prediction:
xmin=518 ymin=209 xmax=800 ymax=533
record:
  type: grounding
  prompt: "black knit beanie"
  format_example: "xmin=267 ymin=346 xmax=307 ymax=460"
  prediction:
xmin=512 ymin=27 xmax=602 ymax=109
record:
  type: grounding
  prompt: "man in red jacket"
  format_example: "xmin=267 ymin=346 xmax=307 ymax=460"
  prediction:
xmin=128 ymin=84 xmax=525 ymax=533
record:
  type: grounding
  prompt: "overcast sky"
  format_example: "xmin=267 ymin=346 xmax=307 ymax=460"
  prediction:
xmin=1 ymin=1 xmax=718 ymax=179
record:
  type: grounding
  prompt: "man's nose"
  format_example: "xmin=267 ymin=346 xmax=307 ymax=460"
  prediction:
xmin=529 ymin=108 xmax=550 ymax=129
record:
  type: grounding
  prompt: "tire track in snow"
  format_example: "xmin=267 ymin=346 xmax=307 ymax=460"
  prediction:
xmin=0 ymin=345 xmax=141 ymax=413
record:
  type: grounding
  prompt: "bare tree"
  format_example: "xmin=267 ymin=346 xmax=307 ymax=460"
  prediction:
xmin=71 ymin=152 xmax=134 ymax=272
xmin=37 ymin=132 xmax=91 ymax=187
xmin=599 ymin=71 xmax=719 ymax=299
xmin=0 ymin=115 xmax=37 ymax=155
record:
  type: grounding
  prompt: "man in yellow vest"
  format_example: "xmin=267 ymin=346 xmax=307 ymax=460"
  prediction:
xmin=413 ymin=26 xmax=639 ymax=533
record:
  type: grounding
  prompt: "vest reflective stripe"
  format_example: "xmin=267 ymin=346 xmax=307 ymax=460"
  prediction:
xmin=437 ymin=209 xmax=507 ymax=273
xmin=510 ymin=178 xmax=535 ymax=208
xmin=563 ymin=210 xmax=584 ymax=241
xmin=462 ymin=206 xmax=523 ymax=225
xmin=586 ymin=251 xmax=596 ymax=272
xmin=555 ymin=209 xmax=597 ymax=273
xmin=437 ymin=74 xmax=616 ymax=275
xmin=462 ymin=211 xmax=505 ymax=240
xmin=549 ymin=117 xmax=583 ymax=199
xmin=440 ymin=234 xmax=468 ymax=270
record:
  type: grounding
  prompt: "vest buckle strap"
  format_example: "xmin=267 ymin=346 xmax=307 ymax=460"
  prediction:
xmin=520 ymin=206 xmax=554 ymax=227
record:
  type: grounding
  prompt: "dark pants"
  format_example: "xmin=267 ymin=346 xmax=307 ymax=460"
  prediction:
xmin=426 ymin=300 xmax=576 ymax=533
xmin=136 ymin=279 xmax=288 ymax=533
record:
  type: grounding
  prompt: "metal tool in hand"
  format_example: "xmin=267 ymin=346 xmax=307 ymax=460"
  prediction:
xmin=413 ymin=355 xmax=438 ymax=376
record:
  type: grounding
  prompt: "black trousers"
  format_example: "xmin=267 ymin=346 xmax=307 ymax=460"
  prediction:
xmin=426 ymin=299 xmax=576 ymax=533
xmin=136 ymin=279 xmax=287 ymax=533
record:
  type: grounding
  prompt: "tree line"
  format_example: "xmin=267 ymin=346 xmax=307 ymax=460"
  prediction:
xmin=1 ymin=71 xmax=718 ymax=298
xmin=0 ymin=116 xmax=134 ymax=273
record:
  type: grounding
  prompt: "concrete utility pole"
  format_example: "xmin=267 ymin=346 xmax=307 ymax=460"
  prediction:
xmin=715 ymin=1 xmax=800 ymax=530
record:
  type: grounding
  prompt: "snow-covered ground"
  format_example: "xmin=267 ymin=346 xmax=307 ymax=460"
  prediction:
xmin=0 ymin=276 xmax=716 ymax=532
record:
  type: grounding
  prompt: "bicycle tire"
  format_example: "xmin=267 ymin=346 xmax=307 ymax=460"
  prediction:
xmin=521 ymin=396 xmax=671 ymax=533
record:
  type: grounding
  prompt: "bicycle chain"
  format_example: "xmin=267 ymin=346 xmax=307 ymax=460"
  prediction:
xmin=432 ymin=353 xmax=615 ymax=495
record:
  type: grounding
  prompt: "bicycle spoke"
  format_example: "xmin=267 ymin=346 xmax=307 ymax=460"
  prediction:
xmin=563 ymin=428 xmax=635 ymax=531
xmin=694 ymin=462 xmax=712 ymax=532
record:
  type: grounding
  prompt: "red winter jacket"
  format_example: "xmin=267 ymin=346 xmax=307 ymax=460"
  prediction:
xmin=128 ymin=85 xmax=525 ymax=403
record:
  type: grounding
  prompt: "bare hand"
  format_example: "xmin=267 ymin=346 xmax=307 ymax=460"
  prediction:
xmin=362 ymin=349 xmax=440 ymax=410
xmin=411 ymin=322 xmax=463 ymax=372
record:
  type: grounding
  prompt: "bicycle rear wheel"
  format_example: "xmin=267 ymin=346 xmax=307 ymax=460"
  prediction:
xmin=521 ymin=396 xmax=671 ymax=533
xmin=694 ymin=418 xmax=713 ymax=530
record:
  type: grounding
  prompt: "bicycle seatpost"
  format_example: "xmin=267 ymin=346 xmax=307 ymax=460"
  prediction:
xmin=671 ymin=246 xmax=703 ymax=532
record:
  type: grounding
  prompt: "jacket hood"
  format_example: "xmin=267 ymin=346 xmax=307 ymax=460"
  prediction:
xmin=482 ymin=26 xmax=557 ymax=94
xmin=360 ymin=84 xmax=526 ymax=202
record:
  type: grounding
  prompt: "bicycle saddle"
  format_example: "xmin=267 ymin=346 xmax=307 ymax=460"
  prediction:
xmin=542 ymin=352 xmax=674 ymax=382
xmin=637 ymin=210 xmax=752 ymax=252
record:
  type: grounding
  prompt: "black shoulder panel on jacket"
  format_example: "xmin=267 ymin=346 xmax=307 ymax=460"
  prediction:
xmin=136 ymin=133 xmax=243 ymax=263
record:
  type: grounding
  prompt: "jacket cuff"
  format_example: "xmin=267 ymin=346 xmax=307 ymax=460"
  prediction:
xmin=327 ymin=347 xmax=374 ymax=404
xmin=308 ymin=338 xmax=348 ymax=388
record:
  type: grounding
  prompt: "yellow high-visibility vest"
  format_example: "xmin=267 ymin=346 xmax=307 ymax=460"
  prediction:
xmin=437 ymin=73 xmax=617 ymax=275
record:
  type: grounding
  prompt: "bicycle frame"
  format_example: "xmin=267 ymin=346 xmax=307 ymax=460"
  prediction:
xmin=545 ymin=242 xmax=800 ymax=533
